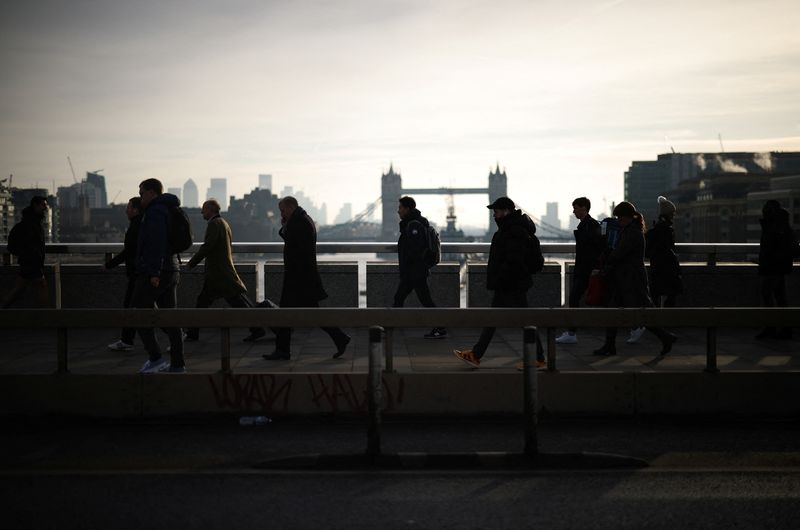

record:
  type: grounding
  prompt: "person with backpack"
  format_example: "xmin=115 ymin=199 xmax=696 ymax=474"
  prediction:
xmin=184 ymin=199 xmax=267 ymax=343
xmin=105 ymin=196 xmax=143 ymax=351
xmin=2 ymin=195 xmax=50 ymax=308
xmin=756 ymin=199 xmax=798 ymax=339
xmin=454 ymin=196 xmax=545 ymax=368
xmin=393 ymin=196 xmax=447 ymax=339
xmin=131 ymin=178 xmax=188 ymax=373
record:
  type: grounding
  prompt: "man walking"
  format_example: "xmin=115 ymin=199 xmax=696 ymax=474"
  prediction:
xmin=184 ymin=199 xmax=267 ymax=342
xmin=131 ymin=178 xmax=186 ymax=373
xmin=3 ymin=195 xmax=50 ymax=308
xmin=105 ymin=196 xmax=143 ymax=351
xmin=393 ymin=196 xmax=447 ymax=339
xmin=263 ymin=196 xmax=350 ymax=360
xmin=555 ymin=196 xmax=604 ymax=344
xmin=453 ymin=197 xmax=545 ymax=368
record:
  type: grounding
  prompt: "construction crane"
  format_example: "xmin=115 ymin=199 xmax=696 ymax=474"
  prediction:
xmin=67 ymin=156 xmax=78 ymax=183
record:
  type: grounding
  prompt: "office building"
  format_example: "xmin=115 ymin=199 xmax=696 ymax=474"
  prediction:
xmin=207 ymin=178 xmax=227 ymax=211
xmin=183 ymin=179 xmax=199 ymax=208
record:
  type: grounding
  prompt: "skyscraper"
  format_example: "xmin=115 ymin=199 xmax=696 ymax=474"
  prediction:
xmin=183 ymin=179 xmax=199 ymax=208
xmin=258 ymin=174 xmax=272 ymax=191
xmin=541 ymin=202 xmax=560 ymax=231
xmin=207 ymin=178 xmax=228 ymax=211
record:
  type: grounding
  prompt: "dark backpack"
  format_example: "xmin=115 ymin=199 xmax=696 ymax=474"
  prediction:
xmin=167 ymin=206 xmax=193 ymax=254
xmin=6 ymin=223 xmax=22 ymax=256
xmin=423 ymin=224 xmax=441 ymax=268
xmin=600 ymin=217 xmax=621 ymax=250
xmin=526 ymin=232 xmax=545 ymax=274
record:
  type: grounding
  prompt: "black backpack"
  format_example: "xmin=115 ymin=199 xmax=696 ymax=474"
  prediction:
xmin=6 ymin=223 xmax=22 ymax=256
xmin=167 ymin=206 xmax=193 ymax=254
xmin=424 ymin=224 xmax=441 ymax=268
xmin=526 ymin=232 xmax=544 ymax=274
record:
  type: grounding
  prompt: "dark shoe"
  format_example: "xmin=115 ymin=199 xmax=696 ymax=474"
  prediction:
xmin=424 ymin=327 xmax=448 ymax=339
xmin=660 ymin=333 xmax=677 ymax=355
xmin=332 ymin=334 xmax=351 ymax=359
xmin=262 ymin=351 xmax=290 ymax=361
xmin=243 ymin=329 xmax=267 ymax=342
xmin=593 ymin=344 xmax=617 ymax=356
xmin=755 ymin=327 xmax=777 ymax=339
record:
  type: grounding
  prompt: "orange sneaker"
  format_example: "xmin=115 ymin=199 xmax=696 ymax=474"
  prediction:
xmin=453 ymin=349 xmax=481 ymax=368
xmin=515 ymin=360 xmax=547 ymax=371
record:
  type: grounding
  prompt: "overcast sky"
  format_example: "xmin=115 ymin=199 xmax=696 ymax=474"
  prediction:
xmin=2 ymin=0 xmax=799 ymax=229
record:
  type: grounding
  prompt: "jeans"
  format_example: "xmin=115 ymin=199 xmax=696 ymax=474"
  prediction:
xmin=131 ymin=271 xmax=184 ymax=367
xmin=473 ymin=289 xmax=544 ymax=361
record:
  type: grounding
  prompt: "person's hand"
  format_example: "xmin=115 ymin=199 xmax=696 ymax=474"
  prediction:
xmin=150 ymin=276 xmax=160 ymax=288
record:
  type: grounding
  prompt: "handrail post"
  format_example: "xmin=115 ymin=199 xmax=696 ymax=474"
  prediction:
xmin=56 ymin=328 xmax=69 ymax=374
xmin=546 ymin=327 xmax=556 ymax=372
xmin=523 ymin=326 xmax=539 ymax=457
xmin=53 ymin=261 xmax=62 ymax=309
xmin=367 ymin=326 xmax=384 ymax=457
xmin=383 ymin=327 xmax=394 ymax=373
xmin=705 ymin=327 xmax=719 ymax=373
xmin=220 ymin=327 xmax=231 ymax=373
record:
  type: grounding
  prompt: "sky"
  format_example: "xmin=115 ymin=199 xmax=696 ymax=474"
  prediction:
xmin=2 ymin=0 xmax=800 ymax=230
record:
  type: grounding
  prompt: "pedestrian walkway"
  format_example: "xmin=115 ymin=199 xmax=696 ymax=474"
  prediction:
xmin=1 ymin=325 xmax=798 ymax=374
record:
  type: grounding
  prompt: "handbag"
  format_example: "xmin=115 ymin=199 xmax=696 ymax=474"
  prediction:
xmin=585 ymin=273 xmax=608 ymax=306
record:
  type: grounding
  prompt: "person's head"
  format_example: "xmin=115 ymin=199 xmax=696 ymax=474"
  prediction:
xmin=613 ymin=201 xmax=645 ymax=232
xmin=201 ymin=199 xmax=221 ymax=221
xmin=138 ymin=178 xmax=163 ymax=209
xmin=487 ymin=196 xmax=515 ymax=221
xmin=658 ymin=196 xmax=676 ymax=220
xmin=126 ymin=197 xmax=142 ymax=220
xmin=29 ymin=195 xmax=48 ymax=215
xmin=762 ymin=199 xmax=781 ymax=220
xmin=572 ymin=197 xmax=591 ymax=220
xmin=398 ymin=196 xmax=416 ymax=220
xmin=278 ymin=196 xmax=299 ymax=224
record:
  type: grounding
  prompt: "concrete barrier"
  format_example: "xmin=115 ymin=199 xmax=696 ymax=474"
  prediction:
xmin=468 ymin=263 xmax=561 ymax=308
xmin=366 ymin=263 xmax=460 ymax=307
xmin=265 ymin=262 xmax=358 ymax=307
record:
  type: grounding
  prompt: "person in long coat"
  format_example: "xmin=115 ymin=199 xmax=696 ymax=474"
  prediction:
xmin=105 ymin=197 xmax=143 ymax=350
xmin=3 ymin=196 xmax=50 ymax=308
xmin=185 ymin=199 xmax=266 ymax=342
xmin=263 ymin=196 xmax=350 ymax=360
xmin=645 ymin=196 xmax=683 ymax=308
xmin=593 ymin=201 xmax=676 ymax=357
xmin=756 ymin=200 xmax=798 ymax=339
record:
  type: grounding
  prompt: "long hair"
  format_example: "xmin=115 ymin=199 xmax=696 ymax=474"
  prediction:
xmin=613 ymin=201 xmax=646 ymax=233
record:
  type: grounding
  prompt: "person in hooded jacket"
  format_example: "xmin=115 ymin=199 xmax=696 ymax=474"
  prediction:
xmin=131 ymin=178 xmax=186 ymax=373
xmin=393 ymin=196 xmax=447 ymax=339
xmin=593 ymin=201 xmax=676 ymax=357
xmin=3 ymin=195 xmax=50 ymax=308
xmin=105 ymin=196 xmax=143 ymax=351
xmin=645 ymin=196 xmax=683 ymax=309
xmin=756 ymin=200 xmax=798 ymax=339
xmin=454 ymin=197 xmax=545 ymax=368
xmin=263 ymin=196 xmax=351 ymax=361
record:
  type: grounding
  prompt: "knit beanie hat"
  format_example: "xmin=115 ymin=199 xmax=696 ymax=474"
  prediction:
xmin=658 ymin=196 xmax=676 ymax=217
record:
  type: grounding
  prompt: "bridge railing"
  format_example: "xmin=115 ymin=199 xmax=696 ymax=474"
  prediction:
xmin=2 ymin=307 xmax=798 ymax=375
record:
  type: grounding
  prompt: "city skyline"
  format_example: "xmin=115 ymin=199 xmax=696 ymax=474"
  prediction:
xmin=2 ymin=0 xmax=800 ymax=229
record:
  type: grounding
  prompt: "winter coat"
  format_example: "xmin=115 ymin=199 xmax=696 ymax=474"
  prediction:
xmin=136 ymin=193 xmax=180 ymax=278
xmin=8 ymin=206 xmax=46 ymax=272
xmin=106 ymin=215 xmax=142 ymax=277
xmin=486 ymin=209 xmax=535 ymax=292
xmin=603 ymin=222 xmax=652 ymax=307
xmin=645 ymin=217 xmax=683 ymax=296
xmin=573 ymin=214 xmax=603 ymax=278
xmin=758 ymin=208 xmax=797 ymax=276
xmin=187 ymin=215 xmax=247 ymax=299
xmin=279 ymin=206 xmax=327 ymax=306
xmin=397 ymin=208 xmax=431 ymax=282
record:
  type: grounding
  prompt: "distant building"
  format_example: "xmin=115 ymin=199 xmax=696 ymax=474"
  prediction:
xmin=183 ymin=179 xmax=199 ymax=208
xmin=11 ymin=188 xmax=57 ymax=243
xmin=278 ymin=186 xmax=326 ymax=225
xmin=334 ymin=203 xmax=352 ymax=225
xmin=746 ymin=175 xmax=800 ymax=242
xmin=167 ymin=188 xmax=182 ymax=202
xmin=258 ymin=174 xmax=272 ymax=192
xmin=226 ymin=188 xmax=282 ymax=242
xmin=0 ymin=179 xmax=14 ymax=243
xmin=207 ymin=178 xmax=227 ymax=211
xmin=85 ymin=172 xmax=107 ymax=208
xmin=540 ymin=202 xmax=560 ymax=231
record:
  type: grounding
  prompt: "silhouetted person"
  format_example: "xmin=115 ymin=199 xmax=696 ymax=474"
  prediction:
xmin=184 ymin=199 xmax=267 ymax=342
xmin=3 ymin=196 xmax=50 ymax=308
xmin=131 ymin=178 xmax=186 ymax=373
xmin=556 ymin=196 xmax=603 ymax=344
xmin=756 ymin=200 xmax=798 ymax=339
xmin=646 ymin=196 xmax=683 ymax=308
xmin=393 ymin=195 xmax=447 ymax=339
xmin=593 ymin=201 xmax=676 ymax=357
xmin=454 ymin=197 xmax=545 ymax=368
xmin=105 ymin=197 xmax=143 ymax=351
xmin=263 ymin=196 xmax=351 ymax=361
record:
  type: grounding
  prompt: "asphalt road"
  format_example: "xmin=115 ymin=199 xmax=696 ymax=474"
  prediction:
xmin=2 ymin=418 xmax=799 ymax=529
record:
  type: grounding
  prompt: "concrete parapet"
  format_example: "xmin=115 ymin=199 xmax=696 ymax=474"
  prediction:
xmin=0 ymin=266 xmax=57 ymax=308
xmin=467 ymin=263 xmax=561 ymax=308
xmin=366 ymin=263 xmax=460 ymax=307
xmin=265 ymin=262 xmax=358 ymax=307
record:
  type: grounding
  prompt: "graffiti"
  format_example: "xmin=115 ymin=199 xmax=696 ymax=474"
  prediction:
xmin=209 ymin=374 xmax=293 ymax=413
xmin=307 ymin=374 xmax=404 ymax=413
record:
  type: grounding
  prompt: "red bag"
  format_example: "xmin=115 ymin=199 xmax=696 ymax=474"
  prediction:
xmin=585 ymin=273 xmax=608 ymax=306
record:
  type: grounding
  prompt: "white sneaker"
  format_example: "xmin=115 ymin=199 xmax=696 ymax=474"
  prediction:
xmin=555 ymin=331 xmax=577 ymax=344
xmin=139 ymin=358 xmax=169 ymax=374
xmin=108 ymin=340 xmax=134 ymax=351
xmin=627 ymin=327 xmax=646 ymax=344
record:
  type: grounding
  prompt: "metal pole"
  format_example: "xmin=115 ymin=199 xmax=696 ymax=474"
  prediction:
xmin=367 ymin=326 xmax=384 ymax=456
xmin=383 ymin=327 xmax=394 ymax=373
xmin=523 ymin=326 xmax=539 ymax=457
xmin=547 ymin=327 xmax=556 ymax=372
xmin=220 ymin=327 xmax=231 ymax=373
xmin=57 ymin=328 xmax=69 ymax=374
xmin=53 ymin=261 xmax=62 ymax=309
xmin=705 ymin=327 xmax=719 ymax=373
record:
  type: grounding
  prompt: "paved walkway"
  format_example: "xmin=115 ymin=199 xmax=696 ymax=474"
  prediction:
xmin=1 ymin=325 xmax=798 ymax=374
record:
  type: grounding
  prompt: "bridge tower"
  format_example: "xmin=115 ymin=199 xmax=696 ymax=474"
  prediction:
xmin=381 ymin=164 xmax=402 ymax=240
xmin=487 ymin=163 xmax=508 ymax=229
